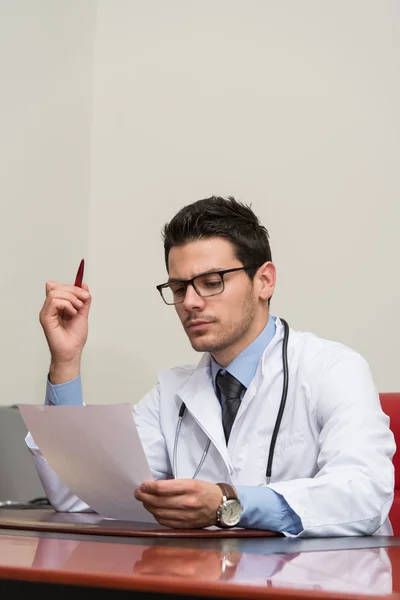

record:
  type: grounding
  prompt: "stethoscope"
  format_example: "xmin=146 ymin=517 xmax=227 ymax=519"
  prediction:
xmin=173 ymin=318 xmax=290 ymax=484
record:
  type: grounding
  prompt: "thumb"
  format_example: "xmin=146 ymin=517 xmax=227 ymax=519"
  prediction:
xmin=79 ymin=285 xmax=92 ymax=317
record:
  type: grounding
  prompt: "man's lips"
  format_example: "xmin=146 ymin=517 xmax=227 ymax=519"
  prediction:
xmin=186 ymin=320 xmax=214 ymax=329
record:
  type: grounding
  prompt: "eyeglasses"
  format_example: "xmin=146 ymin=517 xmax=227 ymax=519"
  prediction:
xmin=156 ymin=266 xmax=258 ymax=305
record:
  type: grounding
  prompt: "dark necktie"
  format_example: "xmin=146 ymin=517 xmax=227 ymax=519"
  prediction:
xmin=216 ymin=370 xmax=246 ymax=442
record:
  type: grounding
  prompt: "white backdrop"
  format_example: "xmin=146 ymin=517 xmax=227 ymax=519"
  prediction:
xmin=1 ymin=0 xmax=399 ymax=407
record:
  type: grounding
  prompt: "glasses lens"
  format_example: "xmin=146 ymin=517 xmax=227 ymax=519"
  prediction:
xmin=160 ymin=273 xmax=224 ymax=304
xmin=162 ymin=282 xmax=186 ymax=304
xmin=194 ymin=273 xmax=223 ymax=297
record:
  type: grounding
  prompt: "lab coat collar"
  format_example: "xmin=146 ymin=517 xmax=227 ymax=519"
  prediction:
xmin=233 ymin=318 xmax=286 ymax=425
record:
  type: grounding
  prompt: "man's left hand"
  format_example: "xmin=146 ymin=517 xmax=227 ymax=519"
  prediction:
xmin=134 ymin=479 xmax=223 ymax=529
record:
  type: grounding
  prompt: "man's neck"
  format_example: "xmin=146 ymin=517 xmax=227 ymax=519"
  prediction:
xmin=212 ymin=315 xmax=270 ymax=367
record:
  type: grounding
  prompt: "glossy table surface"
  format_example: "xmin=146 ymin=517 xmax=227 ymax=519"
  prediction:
xmin=1 ymin=512 xmax=400 ymax=599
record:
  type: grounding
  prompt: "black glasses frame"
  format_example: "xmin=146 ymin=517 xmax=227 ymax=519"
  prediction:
xmin=156 ymin=266 xmax=258 ymax=305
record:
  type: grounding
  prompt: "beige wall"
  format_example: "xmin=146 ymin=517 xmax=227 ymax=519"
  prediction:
xmin=85 ymin=0 xmax=400 ymax=402
xmin=1 ymin=1 xmax=399 ymax=407
xmin=0 ymin=0 xmax=96 ymax=405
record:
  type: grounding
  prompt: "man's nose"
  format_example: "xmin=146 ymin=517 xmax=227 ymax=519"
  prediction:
xmin=182 ymin=283 xmax=205 ymax=311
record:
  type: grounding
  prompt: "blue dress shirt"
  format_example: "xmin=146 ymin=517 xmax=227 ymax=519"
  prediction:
xmin=45 ymin=315 xmax=302 ymax=534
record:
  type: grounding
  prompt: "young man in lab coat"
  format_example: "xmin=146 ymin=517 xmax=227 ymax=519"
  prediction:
xmin=28 ymin=196 xmax=395 ymax=536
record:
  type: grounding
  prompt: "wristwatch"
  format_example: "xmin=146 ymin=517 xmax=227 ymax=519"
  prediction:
xmin=215 ymin=483 xmax=243 ymax=528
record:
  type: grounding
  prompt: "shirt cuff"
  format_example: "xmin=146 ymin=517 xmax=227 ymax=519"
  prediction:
xmin=45 ymin=375 xmax=84 ymax=406
xmin=236 ymin=485 xmax=303 ymax=534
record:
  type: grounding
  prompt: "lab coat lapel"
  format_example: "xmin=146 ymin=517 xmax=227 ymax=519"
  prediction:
xmin=229 ymin=320 xmax=285 ymax=437
xmin=177 ymin=354 xmax=230 ymax=465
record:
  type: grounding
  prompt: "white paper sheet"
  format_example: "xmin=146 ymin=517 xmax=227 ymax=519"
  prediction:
xmin=19 ymin=403 xmax=156 ymax=523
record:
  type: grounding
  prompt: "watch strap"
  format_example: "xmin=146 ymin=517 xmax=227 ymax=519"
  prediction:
xmin=216 ymin=482 xmax=238 ymax=501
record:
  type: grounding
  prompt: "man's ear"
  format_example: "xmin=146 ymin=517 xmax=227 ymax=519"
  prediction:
xmin=255 ymin=262 xmax=276 ymax=301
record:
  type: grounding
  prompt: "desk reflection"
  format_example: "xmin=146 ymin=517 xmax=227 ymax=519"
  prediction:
xmin=29 ymin=536 xmax=393 ymax=594
xmin=133 ymin=545 xmax=240 ymax=580
xmin=263 ymin=548 xmax=392 ymax=594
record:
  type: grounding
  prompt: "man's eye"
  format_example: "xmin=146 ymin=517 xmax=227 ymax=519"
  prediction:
xmin=203 ymin=280 xmax=221 ymax=289
xmin=172 ymin=286 xmax=185 ymax=297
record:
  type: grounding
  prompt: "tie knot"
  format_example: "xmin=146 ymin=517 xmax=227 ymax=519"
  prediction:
xmin=216 ymin=370 xmax=245 ymax=401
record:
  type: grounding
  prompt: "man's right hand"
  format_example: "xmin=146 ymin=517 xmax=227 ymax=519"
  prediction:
xmin=39 ymin=281 xmax=92 ymax=384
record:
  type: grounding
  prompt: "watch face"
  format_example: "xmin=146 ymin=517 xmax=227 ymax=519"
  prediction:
xmin=221 ymin=499 xmax=243 ymax=527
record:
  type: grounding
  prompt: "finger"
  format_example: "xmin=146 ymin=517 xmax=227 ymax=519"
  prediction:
xmin=45 ymin=280 xmax=59 ymax=294
xmin=45 ymin=290 xmax=85 ymax=312
xmin=135 ymin=490 xmax=197 ymax=510
xmin=45 ymin=281 xmax=90 ymax=302
xmin=144 ymin=507 xmax=189 ymax=523
xmin=153 ymin=511 xmax=203 ymax=529
xmin=139 ymin=479 xmax=194 ymax=496
xmin=41 ymin=299 xmax=78 ymax=319
xmin=156 ymin=519 xmax=197 ymax=529
xmin=73 ymin=285 xmax=90 ymax=299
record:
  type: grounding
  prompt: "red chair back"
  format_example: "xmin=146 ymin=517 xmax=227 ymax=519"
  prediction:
xmin=379 ymin=393 xmax=400 ymax=534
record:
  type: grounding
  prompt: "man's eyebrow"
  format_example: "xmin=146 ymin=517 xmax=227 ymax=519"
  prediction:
xmin=167 ymin=267 xmax=223 ymax=283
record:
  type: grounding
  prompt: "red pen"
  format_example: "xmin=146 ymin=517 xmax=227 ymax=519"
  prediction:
xmin=74 ymin=259 xmax=85 ymax=288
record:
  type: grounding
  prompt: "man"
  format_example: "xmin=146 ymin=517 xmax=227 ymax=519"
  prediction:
xmin=27 ymin=196 xmax=395 ymax=536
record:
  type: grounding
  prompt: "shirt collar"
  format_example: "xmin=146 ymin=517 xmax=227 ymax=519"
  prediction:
xmin=210 ymin=315 xmax=276 ymax=390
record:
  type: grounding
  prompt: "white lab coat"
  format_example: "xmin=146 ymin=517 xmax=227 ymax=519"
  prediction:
xmin=26 ymin=318 xmax=395 ymax=537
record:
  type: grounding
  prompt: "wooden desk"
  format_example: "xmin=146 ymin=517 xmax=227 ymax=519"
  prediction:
xmin=0 ymin=510 xmax=400 ymax=600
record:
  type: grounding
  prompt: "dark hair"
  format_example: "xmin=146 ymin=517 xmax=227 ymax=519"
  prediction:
xmin=162 ymin=196 xmax=272 ymax=275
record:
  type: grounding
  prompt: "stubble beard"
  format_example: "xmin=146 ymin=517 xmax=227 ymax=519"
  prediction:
xmin=187 ymin=289 xmax=257 ymax=355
